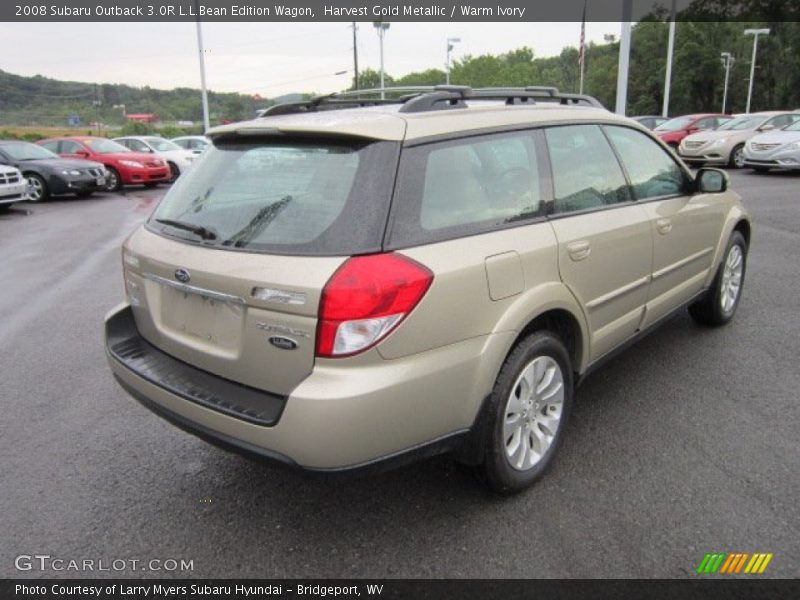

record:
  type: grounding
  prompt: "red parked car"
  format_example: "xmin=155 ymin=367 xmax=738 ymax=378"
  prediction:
xmin=654 ymin=113 xmax=731 ymax=149
xmin=37 ymin=136 xmax=170 ymax=191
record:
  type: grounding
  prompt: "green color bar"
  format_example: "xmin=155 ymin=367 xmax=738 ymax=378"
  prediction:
xmin=696 ymin=554 xmax=712 ymax=574
xmin=708 ymin=553 xmax=726 ymax=573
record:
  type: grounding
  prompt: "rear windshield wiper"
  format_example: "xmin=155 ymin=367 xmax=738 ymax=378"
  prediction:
xmin=155 ymin=218 xmax=218 ymax=241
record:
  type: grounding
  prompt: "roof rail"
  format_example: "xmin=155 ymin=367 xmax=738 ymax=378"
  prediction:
xmin=258 ymin=85 xmax=604 ymax=117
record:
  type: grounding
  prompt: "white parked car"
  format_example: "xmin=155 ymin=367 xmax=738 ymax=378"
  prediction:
xmin=743 ymin=118 xmax=800 ymax=172
xmin=170 ymin=135 xmax=210 ymax=154
xmin=0 ymin=164 xmax=28 ymax=210
xmin=112 ymin=136 xmax=197 ymax=182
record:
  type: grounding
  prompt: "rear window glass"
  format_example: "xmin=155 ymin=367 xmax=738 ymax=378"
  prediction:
xmin=148 ymin=138 xmax=398 ymax=256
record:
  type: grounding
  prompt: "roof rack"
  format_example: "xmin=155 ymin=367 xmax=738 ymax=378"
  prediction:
xmin=258 ymin=85 xmax=604 ymax=117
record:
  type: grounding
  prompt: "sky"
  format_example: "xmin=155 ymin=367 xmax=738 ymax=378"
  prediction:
xmin=0 ymin=21 xmax=620 ymax=98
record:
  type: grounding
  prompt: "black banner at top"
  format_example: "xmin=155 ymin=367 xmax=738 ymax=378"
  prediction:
xmin=3 ymin=0 xmax=800 ymax=22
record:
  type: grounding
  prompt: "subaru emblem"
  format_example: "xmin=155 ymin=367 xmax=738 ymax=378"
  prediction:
xmin=174 ymin=268 xmax=191 ymax=283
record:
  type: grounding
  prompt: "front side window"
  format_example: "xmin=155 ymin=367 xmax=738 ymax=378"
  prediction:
xmin=545 ymin=124 xmax=631 ymax=214
xmin=60 ymin=141 xmax=84 ymax=154
xmin=764 ymin=114 xmax=800 ymax=129
xmin=655 ymin=116 xmax=694 ymax=132
xmin=604 ymin=126 xmax=689 ymax=200
xmin=83 ymin=138 xmax=130 ymax=154
xmin=144 ymin=137 xmax=181 ymax=152
xmin=148 ymin=138 xmax=397 ymax=256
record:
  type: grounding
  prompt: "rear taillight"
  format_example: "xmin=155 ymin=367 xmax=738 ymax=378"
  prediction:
xmin=316 ymin=253 xmax=433 ymax=358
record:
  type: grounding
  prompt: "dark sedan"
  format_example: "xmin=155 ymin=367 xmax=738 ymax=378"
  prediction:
xmin=0 ymin=141 xmax=106 ymax=202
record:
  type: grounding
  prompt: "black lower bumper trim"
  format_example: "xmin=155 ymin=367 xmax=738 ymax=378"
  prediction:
xmin=106 ymin=306 xmax=286 ymax=426
xmin=115 ymin=373 xmax=469 ymax=478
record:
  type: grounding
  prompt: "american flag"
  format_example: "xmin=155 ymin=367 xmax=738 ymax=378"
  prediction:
xmin=578 ymin=0 xmax=587 ymax=66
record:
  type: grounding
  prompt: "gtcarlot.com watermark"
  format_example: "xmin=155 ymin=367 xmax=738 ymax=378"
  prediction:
xmin=14 ymin=554 xmax=194 ymax=573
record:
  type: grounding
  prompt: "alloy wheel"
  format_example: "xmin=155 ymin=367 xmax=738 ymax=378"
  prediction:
xmin=720 ymin=244 xmax=743 ymax=314
xmin=503 ymin=356 xmax=565 ymax=471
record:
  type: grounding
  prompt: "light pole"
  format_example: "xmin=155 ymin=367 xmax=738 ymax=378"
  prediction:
xmin=615 ymin=0 xmax=633 ymax=116
xmin=720 ymin=52 xmax=734 ymax=114
xmin=446 ymin=37 xmax=461 ymax=85
xmin=744 ymin=28 xmax=769 ymax=114
xmin=195 ymin=0 xmax=210 ymax=133
xmin=662 ymin=0 xmax=677 ymax=117
xmin=373 ymin=21 xmax=390 ymax=99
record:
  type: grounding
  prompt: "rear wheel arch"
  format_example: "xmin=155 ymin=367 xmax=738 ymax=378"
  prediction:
xmin=511 ymin=308 xmax=584 ymax=376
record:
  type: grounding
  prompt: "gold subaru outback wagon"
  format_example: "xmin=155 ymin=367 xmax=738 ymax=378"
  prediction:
xmin=105 ymin=86 xmax=751 ymax=493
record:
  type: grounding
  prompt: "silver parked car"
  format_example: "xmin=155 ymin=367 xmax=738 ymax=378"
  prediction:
xmin=679 ymin=112 xmax=800 ymax=168
xmin=743 ymin=118 xmax=800 ymax=171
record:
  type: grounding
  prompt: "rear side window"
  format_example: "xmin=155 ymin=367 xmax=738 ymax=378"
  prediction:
xmin=545 ymin=124 xmax=631 ymax=214
xmin=148 ymin=138 xmax=398 ymax=256
xmin=387 ymin=131 xmax=544 ymax=247
xmin=40 ymin=141 xmax=59 ymax=153
xmin=604 ymin=126 xmax=689 ymax=200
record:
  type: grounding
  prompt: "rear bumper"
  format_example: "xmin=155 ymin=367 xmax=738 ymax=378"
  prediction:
xmin=105 ymin=304 xmax=500 ymax=471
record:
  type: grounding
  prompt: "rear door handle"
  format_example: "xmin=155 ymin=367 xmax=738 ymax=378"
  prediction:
xmin=566 ymin=240 xmax=591 ymax=261
xmin=656 ymin=218 xmax=673 ymax=235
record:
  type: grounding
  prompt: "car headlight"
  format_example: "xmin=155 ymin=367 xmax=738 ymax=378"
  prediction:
xmin=60 ymin=169 xmax=81 ymax=176
xmin=119 ymin=160 xmax=145 ymax=168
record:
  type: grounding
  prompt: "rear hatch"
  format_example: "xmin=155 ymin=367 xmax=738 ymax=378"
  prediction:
xmin=122 ymin=134 xmax=400 ymax=396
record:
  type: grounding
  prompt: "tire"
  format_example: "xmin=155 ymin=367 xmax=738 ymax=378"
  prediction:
xmin=689 ymin=231 xmax=747 ymax=327
xmin=104 ymin=167 xmax=122 ymax=192
xmin=167 ymin=162 xmax=180 ymax=183
xmin=729 ymin=144 xmax=745 ymax=169
xmin=25 ymin=173 xmax=48 ymax=202
xmin=479 ymin=331 xmax=574 ymax=494
xmin=76 ymin=191 xmax=93 ymax=198
xmin=753 ymin=166 xmax=770 ymax=173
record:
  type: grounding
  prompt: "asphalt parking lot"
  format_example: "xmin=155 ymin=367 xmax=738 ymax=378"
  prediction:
xmin=1 ymin=170 xmax=798 ymax=579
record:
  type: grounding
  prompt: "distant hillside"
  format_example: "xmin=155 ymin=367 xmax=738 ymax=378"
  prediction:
xmin=0 ymin=69 xmax=265 ymax=129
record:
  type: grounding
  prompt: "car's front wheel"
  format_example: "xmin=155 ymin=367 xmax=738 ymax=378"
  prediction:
xmin=479 ymin=331 xmax=573 ymax=494
xmin=26 ymin=173 xmax=48 ymax=202
xmin=104 ymin=167 xmax=122 ymax=192
xmin=689 ymin=231 xmax=747 ymax=326
xmin=729 ymin=144 xmax=746 ymax=168
xmin=167 ymin=162 xmax=180 ymax=183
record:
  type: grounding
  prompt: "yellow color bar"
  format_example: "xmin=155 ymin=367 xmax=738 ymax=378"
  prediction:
xmin=758 ymin=553 xmax=773 ymax=574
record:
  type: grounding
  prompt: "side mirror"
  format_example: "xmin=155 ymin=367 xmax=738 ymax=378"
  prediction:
xmin=695 ymin=168 xmax=728 ymax=193
xmin=759 ymin=123 xmax=775 ymax=131
xmin=687 ymin=126 xmax=699 ymax=133
xmin=75 ymin=150 xmax=90 ymax=158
